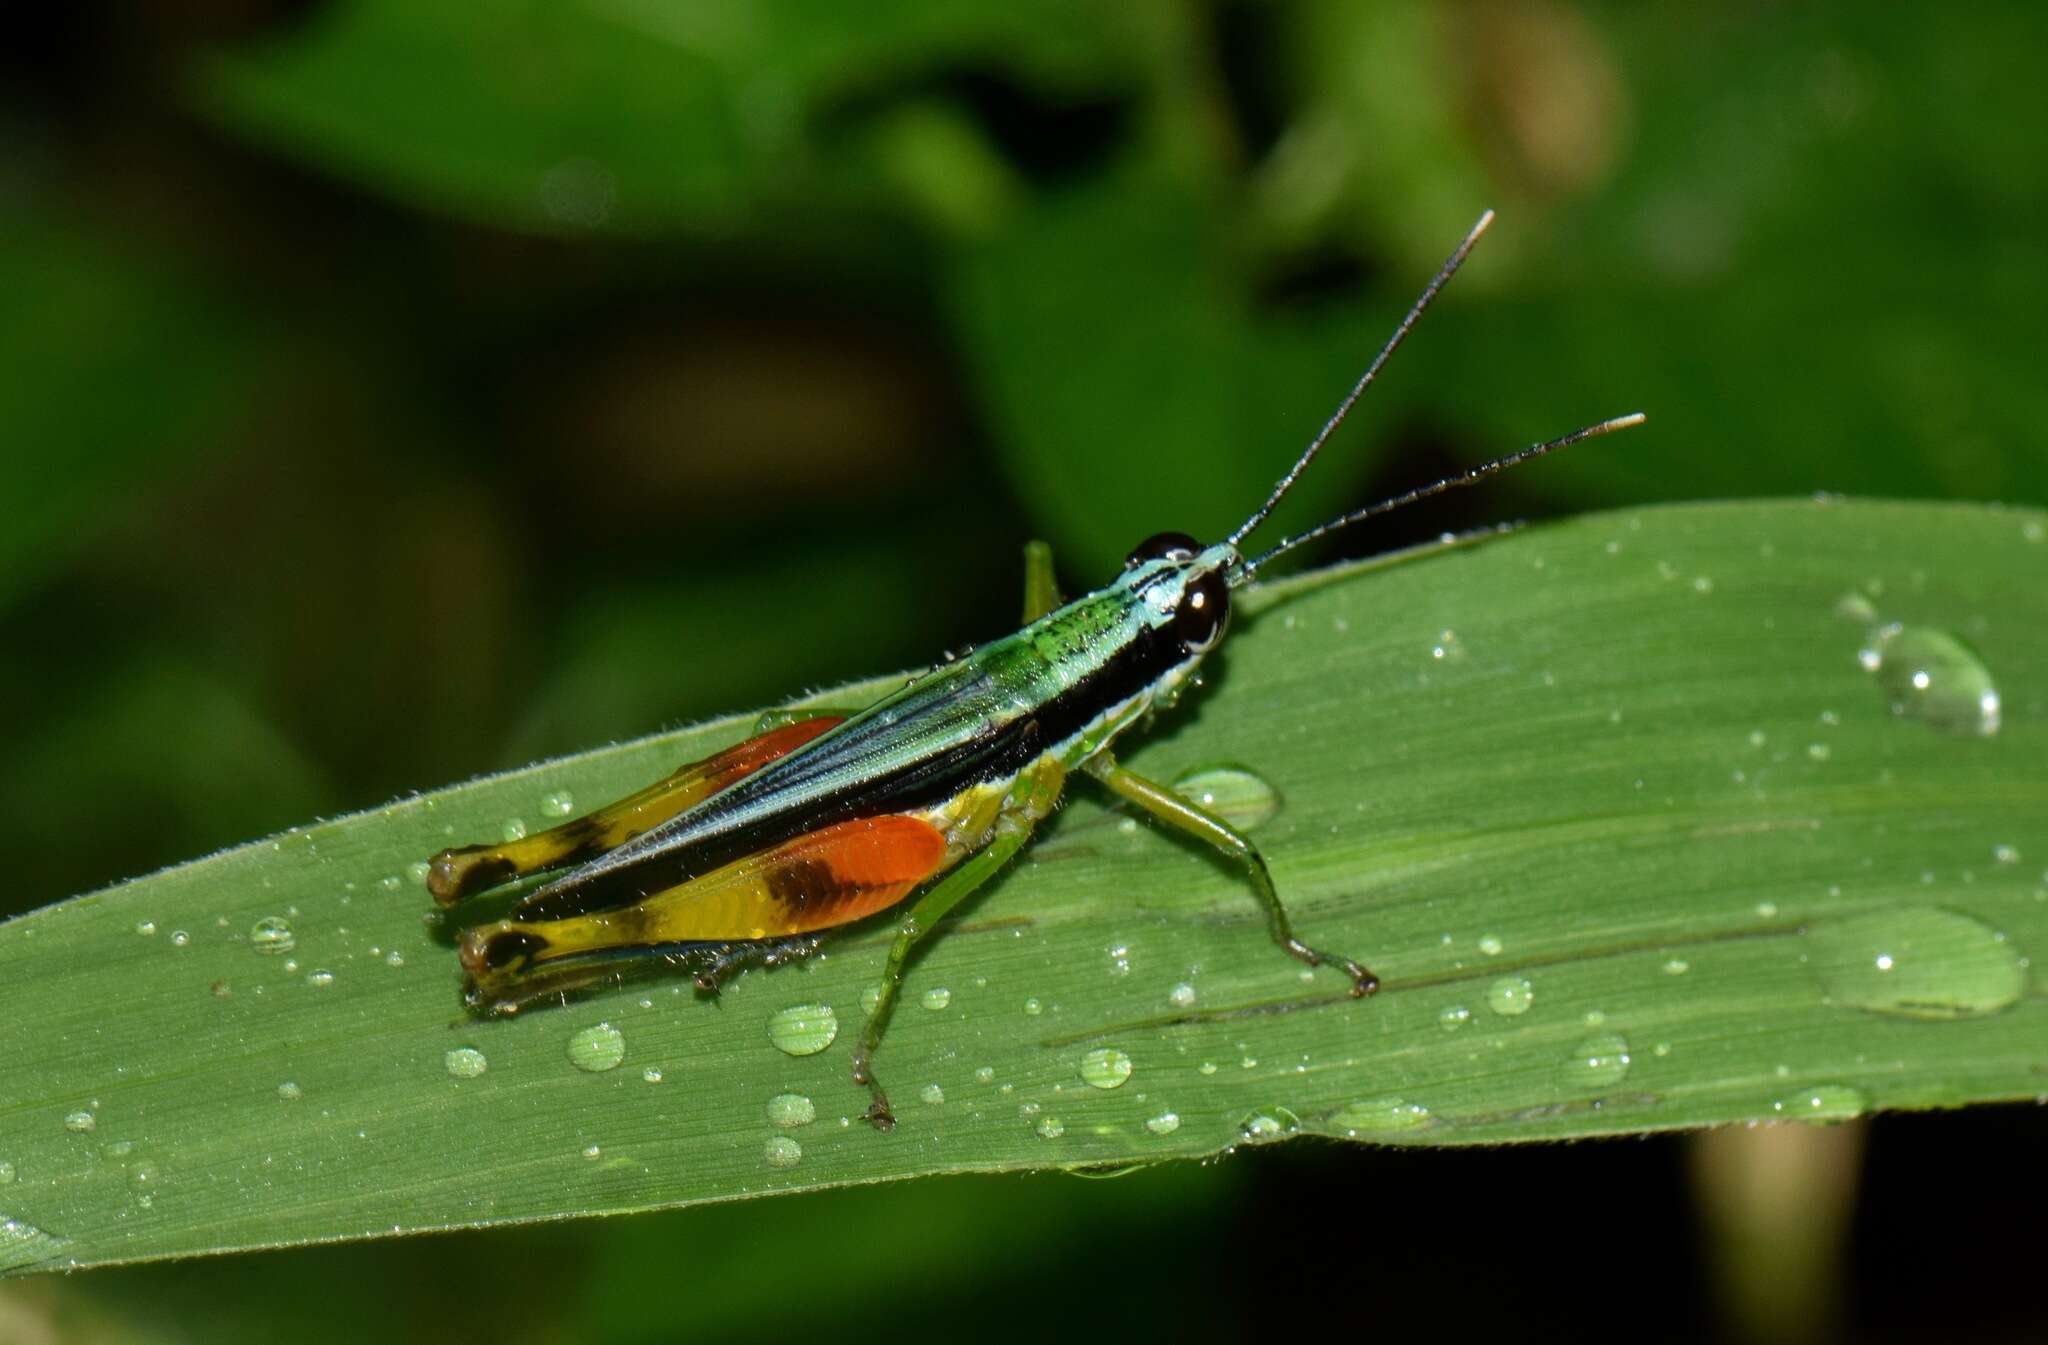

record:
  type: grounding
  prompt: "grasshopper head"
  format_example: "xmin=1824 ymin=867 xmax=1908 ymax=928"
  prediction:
xmin=1120 ymin=531 xmax=1238 ymax=658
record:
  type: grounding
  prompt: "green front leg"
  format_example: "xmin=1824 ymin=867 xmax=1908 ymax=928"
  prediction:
xmin=1021 ymin=539 xmax=1061 ymax=622
xmin=854 ymin=823 xmax=1035 ymax=1130
xmin=1086 ymin=756 xmax=1378 ymax=995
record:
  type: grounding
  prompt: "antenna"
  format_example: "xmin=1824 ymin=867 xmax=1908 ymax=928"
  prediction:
xmin=1239 ymin=413 xmax=1647 ymax=580
xmin=1226 ymin=209 xmax=1496 ymax=548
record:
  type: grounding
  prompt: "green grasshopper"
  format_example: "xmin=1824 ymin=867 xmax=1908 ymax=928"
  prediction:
xmin=426 ymin=211 xmax=1643 ymax=1128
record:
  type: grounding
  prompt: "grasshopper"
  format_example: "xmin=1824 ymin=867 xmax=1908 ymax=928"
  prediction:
xmin=426 ymin=211 xmax=1643 ymax=1128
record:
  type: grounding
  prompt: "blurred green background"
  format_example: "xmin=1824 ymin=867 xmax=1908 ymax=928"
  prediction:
xmin=2 ymin=1 xmax=2042 ymax=1341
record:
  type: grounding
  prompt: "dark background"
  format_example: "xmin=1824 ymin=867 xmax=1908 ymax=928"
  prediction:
xmin=3 ymin=2 xmax=2042 ymax=1341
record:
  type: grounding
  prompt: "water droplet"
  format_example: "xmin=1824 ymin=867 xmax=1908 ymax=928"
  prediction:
xmin=1860 ymin=623 xmax=2001 ymax=736
xmin=1329 ymin=1097 xmax=1433 ymax=1135
xmin=582 ymin=1144 xmax=602 ymax=1160
xmin=1807 ymin=742 xmax=1831 ymax=762
xmin=974 ymin=1066 xmax=995 ymax=1084
xmin=920 ymin=986 xmax=952 ymax=1011
xmin=763 ymin=1136 xmax=804 ymax=1170
xmin=642 ymin=1068 xmax=663 ymax=1084
xmin=1755 ymin=901 xmax=1780 ymax=920
xmin=541 ymin=790 xmax=576 ymax=818
xmin=1168 ymin=764 xmax=1281 ymax=830
xmin=1560 ymin=1033 xmax=1632 ymax=1088
xmin=0 ymin=1216 xmax=68 ymax=1273
xmin=277 ymin=1081 xmax=303 ymax=1101
xmin=767 ymin=1003 xmax=840 ymax=1056
xmin=1993 ymin=844 xmax=2020 ymax=865
xmin=1662 ymin=957 xmax=1690 ymax=976
xmin=444 ymin=1047 xmax=488 ymax=1079
xmin=1168 ymin=982 xmax=1197 ymax=1009
xmin=0 ymin=1162 xmax=12 ymax=1184
xmin=567 ymin=1022 xmax=626 ymax=1072
xmin=1777 ymin=1085 xmax=1867 ymax=1122
xmin=1145 ymin=1110 xmax=1181 ymax=1136
xmin=249 ymin=916 xmax=294 ymax=954
xmin=1035 ymin=1117 xmax=1066 ymax=1140
xmin=1809 ymin=907 xmax=2024 ymax=1018
xmin=1022 ymin=997 xmax=1042 ymax=1016
xmin=406 ymin=860 xmax=432 ymax=885
xmin=1486 ymin=975 xmax=1535 ymax=1016
xmin=169 ymin=930 xmax=190 ymax=948
xmin=501 ymin=817 xmax=528 ymax=842
xmin=134 ymin=920 xmax=157 ymax=937
xmin=766 ymin=1093 xmax=816 ymax=1128
xmin=1438 ymin=1005 xmax=1471 ymax=1030
xmin=1080 ymin=1048 xmax=1134 ymax=1090
xmin=1429 ymin=629 xmax=1463 ymax=662
xmin=919 ymin=1083 xmax=945 ymax=1106
xmin=1476 ymin=934 xmax=1504 ymax=957
xmin=307 ymin=970 xmax=336 ymax=988
xmin=1106 ymin=943 xmax=1131 ymax=976
xmin=1238 ymin=1108 xmax=1298 ymax=1141
xmin=1834 ymin=591 xmax=1878 ymax=622
xmin=1197 ymin=1061 xmax=1218 ymax=1076
xmin=62 ymin=1111 xmax=95 ymax=1134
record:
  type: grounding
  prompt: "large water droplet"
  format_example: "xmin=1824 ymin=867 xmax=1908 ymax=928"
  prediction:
xmin=920 ymin=986 xmax=952 ymax=1011
xmin=541 ymin=790 xmax=577 ymax=818
xmin=1034 ymin=1116 xmax=1066 ymax=1140
xmin=63 ymin=1111 xmax=95 ymax=1134
xmin=1808 ymin=907 xmax=2024 ymax=1018
xmin=249 ymin=916 xmax=294 ymax=954
xmin=766 ymin=1093 xmax=816 ymax=1128
xmin=1438 ymin=1005 xmax=1471 ymax=1030
xmin=767 ymin=1003 xmax=839 ymax=1056
xmin=444 ymin=1047 xmax=488 ymax=1079
xmin=1775 ymin=1084 xmax=1867 ymax=1122
xmin=1329 ymin=1097 xmax=1433 ymax=1135
xmin=1168 ymin=982 xmax=1197 ymax=1009
xmin=567 ymin=1022 xmax=626 ymax=1072
xmin=1476 ymin=934 xmax=1504 ymax=957
xmin=0 ymin=1215 xmax=69 ymax=1274
xmin=1168 ymin=764 xmax=1281 ymax=830
xmin=276 ymin=1081 xmax=304 ymax=1101
xmin=1080 ymin=1047 xmax=1134 ymax=1090
xmin=919 ymin=1083 xmax=946 ymax=1106
xmin=1859 ymin=624 xmax=2001 ymax=736
xmin=763 ymin=1136 xmax=803 ymax=1169
xmin=1238 ymin=1108 xmax=1299 ymax=1141
xmin=1486 ymin=975 xmax=1535 ymax=1016
xmin=1560 ymin=1033 xmax=1632 ymax=1088
xmin=1556 ymin=1031 xmax=1638 ymax=1089
xmin=1145 ymin=1111 xmax=1181 ymax=1136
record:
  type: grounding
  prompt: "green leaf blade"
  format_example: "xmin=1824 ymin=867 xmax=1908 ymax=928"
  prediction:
xmin=2 ymin=499 xmax=2042 ymax=1273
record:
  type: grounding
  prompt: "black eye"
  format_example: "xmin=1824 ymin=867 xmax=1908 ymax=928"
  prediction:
xmin=1125 ymin=531 xmax=1200 ymax=570
xmin=1170 ymin=569 xmax=1230 ymax=653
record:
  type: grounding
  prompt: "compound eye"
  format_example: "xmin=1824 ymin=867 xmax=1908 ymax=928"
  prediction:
xmin=1171 ymin=569 xmax=1230 ymax=653
xmin=1124 ymin=531 xmax=1200 ymax=570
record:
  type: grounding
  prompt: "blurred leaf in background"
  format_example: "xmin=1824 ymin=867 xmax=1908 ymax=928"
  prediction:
xmin=2 ymin=0 xmax=2044 ymax=1340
